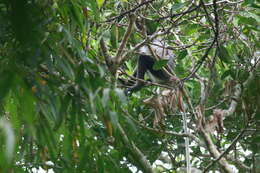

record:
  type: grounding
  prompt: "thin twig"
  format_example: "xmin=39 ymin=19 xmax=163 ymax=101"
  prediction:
xmin=182 ymin=38 xmax=216 ymax=81
xmin=104 ymin=0 xmax=155 ymax=23
xmin=156 ymin=5 xmax=200 ymax=21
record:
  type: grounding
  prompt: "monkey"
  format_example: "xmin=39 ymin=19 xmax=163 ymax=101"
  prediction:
xmin=124 ymin=32 xmax=175 ymax=95
xmin=118 ymin=17 xmax=175 ymax=95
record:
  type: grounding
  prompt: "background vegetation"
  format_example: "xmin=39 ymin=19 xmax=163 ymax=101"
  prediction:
xmin=0 ymin=0 xmax=259 ymax=173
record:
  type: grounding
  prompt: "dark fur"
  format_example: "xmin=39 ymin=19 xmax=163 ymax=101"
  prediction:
xmin=125 ymin=55 xmax=173 ymax=95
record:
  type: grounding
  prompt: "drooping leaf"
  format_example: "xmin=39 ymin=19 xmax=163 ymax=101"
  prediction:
xmin=109 ymin=111 xmax=118 ymax=130
xmin=237 ymin=15 xmax=258 ymax=27
xmin=70 ymin=2 xmax=84 ymax=32
xmin=0 ymin=118 xmax=15 ymax=163
xmin=0 ymin=71 xmax=13 ymax=100
xmin=4 ymin=92 xmax=19 ymax=129
xmin=54 ymin=94 xmax=71 ymax=130
xmin=219 ymin=45 xmax=231 ymax=63
xmin=111 ymin=25 xmax=118 ymax=49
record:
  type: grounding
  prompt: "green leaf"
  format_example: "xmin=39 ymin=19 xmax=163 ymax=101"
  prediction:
xmin=109 ymin=111 xmax=118 ymax=130
xmin=183 ymin=24 xmax=200 ymax=35
xmin=110 ymin=25 xmax=118 ymax=49
xmin=146 ymin=19 xmax=158 ymax=34
xmin=230 ymin=68 xmax=237 ymax=79
xmin=85 ymin=0 xmax=100 ymax=21
xmin=243 ymin=0 xmax=255 ymax=5
xmin=114 ymin=88 xmax=127 ymax=104
xmin=240 ymin=11 xmax=260 ymax=23
xmin=54 ymin=94 xmax=71 ymax=130
xmin=177 ymin=50 xmax=188 ymax=60
xmin=125 ymin=61 xmax=134 ymax=74
xmin=251 ymin=136 xmax=260 ymax=153
xmin=221 ymin=70 xmax=232 ymax=79
xmin=0 ymin=118 xmax=15 ymax=163
xmin=171 ymin=2 xmax=186 ymax=12
xmin=251 ymin=3 xmax=260 ymax=9
xmin=19 ymin=88 xmax=35 ymax=125
xmin=219 ymin=45 xmax=231 ymax=63
xmin=0 ymin=71 xmax=13 ymax=100
xmin=70 ymin=2 xmax=84 ymax=32
xmin=102 ymin=88 xmax=110 ymax=106
xmin=4 ymin=92 xmax=19 ymax=129
xmin=152 ymin=59 xmax=168 ymax=70
xmin=237 ymin=15 xmax=258 ymax=27
xmin=96 ymin=0 xmax=105 ymax=8
xmin=56 ymin=57 xmax=75 ymax=80
xmin=175 ymin=63 xmax=186 ymax=77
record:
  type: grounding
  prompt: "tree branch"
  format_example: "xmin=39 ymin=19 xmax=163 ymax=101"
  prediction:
xmin=224 ymin=60 xmax=260 ymax=117
xmin=201 ymin=129 xmax=235 ymax=173
xmin=202 ymin=128 xmax=247 ymax=173
xmin=117 ymin=123 xmax=155 ymax=173
xmin=104 ymin=0 xmax=155 ymax=23
xmin=123 ymin=110 xmax=203 ymax=146
xmin=115 ymin=14 xmax=136 ymax=65
xmin=100 ymin=15 xmax=136 ymax=74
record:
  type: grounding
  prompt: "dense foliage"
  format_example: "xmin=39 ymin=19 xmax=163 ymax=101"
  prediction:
xmin=0 ymin=0 xmax=259 ymax=173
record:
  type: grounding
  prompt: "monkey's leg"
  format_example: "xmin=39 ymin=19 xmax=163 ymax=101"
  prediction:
xmin=149 ymin=67 xmax=170 ymax=81
xmin=125 ymin=55 xmax=152 ymax=94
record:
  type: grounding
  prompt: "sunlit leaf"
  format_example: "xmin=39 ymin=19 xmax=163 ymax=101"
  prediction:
xmin=4 ymin=92 xmax=19 ymax=129
xmin=171 ymin=2 xmax=186 ymax=12
xmin=102 ymin=88 xmax=110 ymax=106
xmin=109 ymin=111 xmax=118 ymax=130
xmin=114 ymin=88 xmax=127 ymax=104
xmin=0 ymin=118 xmax=15 ymax=162
xmin=183 ymin=24 xmax=200 ymax=35
xmin=96 ymin=0 xmax=105 ymax=8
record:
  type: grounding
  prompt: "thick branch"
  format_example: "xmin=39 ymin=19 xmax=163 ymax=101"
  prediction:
xmin=100 ymin=38 xmax=112 ymax=65
xmin=202 ymin=128 xmax=247 ymax=173
xmin=100 ymin=15 xmax=136 ymax=74
xmin=224 ymin=60 xmax=260 ymax=117
xmin=201 ymin=129 xmax=235 ymax=173
xmin=115 ymin=14 xmax=136 ymax=65
xmin=117 ymin=123 xmax=155 ymax=173
xmin=198 ymin=60 xmax=260 ymax=172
